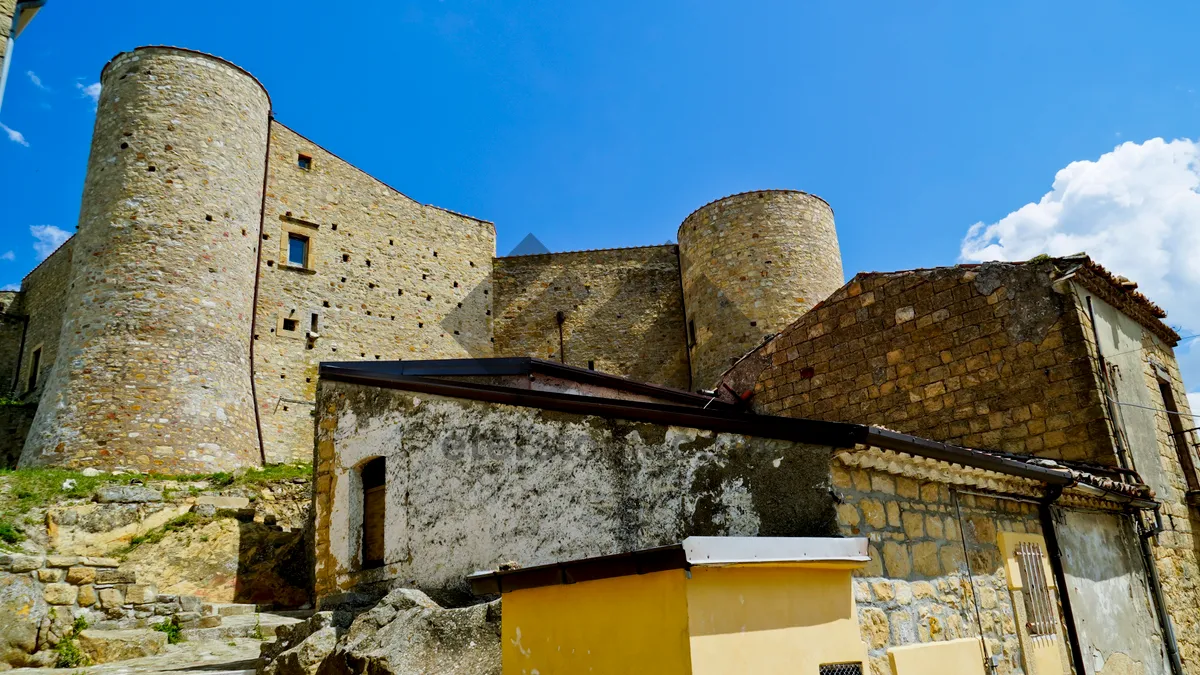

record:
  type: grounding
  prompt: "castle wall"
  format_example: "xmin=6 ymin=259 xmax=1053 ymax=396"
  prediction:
xmin=0 ymin=0 xmax=15 ymax=83
xmin=22 ymin=48 xmax=269 ymax=473
xmin=252 ymin=123 xmax=495 ymax=464
xmin=492 ymin=246 xmax=690 ymax=390
xmin=13 ymin=242 xmax=72 ymax=401
xmin=0 ymin=290 xmax=23 ymax=395
xmin=722 ymin=261 xmax=1116 ymax=465
xmin=678 ymin=191 xmax=844 ymax=389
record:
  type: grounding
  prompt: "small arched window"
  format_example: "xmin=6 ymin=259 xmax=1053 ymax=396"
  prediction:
xmin=361 ymin=457 xmax=386 ymax=569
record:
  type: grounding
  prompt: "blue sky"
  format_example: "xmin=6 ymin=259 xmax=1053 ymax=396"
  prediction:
xmin=2 ymin=0 xmax=1199 ymax=402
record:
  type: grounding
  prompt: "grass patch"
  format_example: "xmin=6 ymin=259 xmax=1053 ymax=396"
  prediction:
xmin=0 ymin=520 xmax=24 ymax=545
xmin=152 ymin=618 xmax=183 ymax=644
xmin=113 ymin=512 xmax=212 ymax=556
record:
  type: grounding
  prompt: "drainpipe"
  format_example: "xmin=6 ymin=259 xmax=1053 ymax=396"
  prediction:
xmin=555 ymin=310 xmax=565 ymax=365
xmin=1037 ymin=486 xmax=1088 ymax=675
xmin=247 ymin=114 xmax=273 ymax=466
xmin=1137 ymin=505 xmax=1185 ymax=675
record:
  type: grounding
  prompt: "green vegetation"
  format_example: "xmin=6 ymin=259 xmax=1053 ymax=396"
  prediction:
xmin=113 ymin=512 xmax=212 ymax=556
xmin=152 ymin=619 xmax=183 ymax=644
xmin=54 ymin=615 xmax=91 ymax=668
xmin=251 ymin=615 xmax=265 ymax=641
xmin=0 ymin=395 xmax=34 ymax=407
xmin=0 ymin=463 xmax=311 ymax=524
xmin=0 ymin=520 xmax=24 ymax=546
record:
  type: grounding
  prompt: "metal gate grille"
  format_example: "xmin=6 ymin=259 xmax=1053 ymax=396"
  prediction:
xmin=819 ymin=664 xmax=864 ymax=675
xmin=1016 ymin=541 xmax=1056 ymax=636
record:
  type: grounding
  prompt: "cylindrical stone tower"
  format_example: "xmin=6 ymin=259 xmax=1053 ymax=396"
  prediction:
xmin=678 ymin=190 xmax=844 ymax=389
xmin=22 ymin=47 xmax=270 ymax=472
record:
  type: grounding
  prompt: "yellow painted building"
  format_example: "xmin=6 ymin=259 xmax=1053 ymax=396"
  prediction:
xmin=469 ymin=537 xmax=876 ymax=675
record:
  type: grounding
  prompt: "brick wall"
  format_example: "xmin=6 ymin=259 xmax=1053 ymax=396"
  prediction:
xmin=493 ymin=245 xmax=690 ymax=390
xmin=253 ymin=122 xmax=496 ymax=463
xmin=724 ymin=261 xmax=1117 ymax=465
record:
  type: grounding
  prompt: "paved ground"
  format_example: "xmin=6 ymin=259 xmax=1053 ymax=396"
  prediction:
xmin=7 ymin=638 xmax=264 ymax=675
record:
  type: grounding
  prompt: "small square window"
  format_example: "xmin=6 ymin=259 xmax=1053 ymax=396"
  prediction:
xmin=288 ymin=233 xmax=309 ymax=267
xmin=282 ymin=318 xmax=298 ymax=332
xmin=297 ymin=154 xmax=312 ymax=170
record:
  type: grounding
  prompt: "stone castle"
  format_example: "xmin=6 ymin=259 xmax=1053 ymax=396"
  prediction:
xmin=0 ymin=46 xmax=844 ymax=473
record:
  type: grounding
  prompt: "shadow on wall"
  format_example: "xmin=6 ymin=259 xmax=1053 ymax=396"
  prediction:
xmin=0 ymin=404 xmax=36 ymax=469
xmin=490 ymin=266 xmax=691 ymax=388
xmin=234 ymin=516 xmax=313 ymax=608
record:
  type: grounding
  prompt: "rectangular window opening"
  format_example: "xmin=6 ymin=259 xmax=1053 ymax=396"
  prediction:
xmin=27 ymin=347 xmax=42 ymax=392
xmin=1016 ymin=541 xmax=1057 ymax=637
xmin=361 ymin=457 xmax=386 ymax=569
xmin=819 ymin=664 xmax=863 ymax=675
xmin=287 ymin=233 xmax=309 ymax=268
xmin=297 ymin=154 xmax=312 ymax=170
xmin=688 ymin=319 xmax=697 ymax=346
xmin=1159 ymin=379 xmax=1200 ymax=491
xmin=282 ymin=318 xmax=298 ymax=332
xmin=310 ymin=313 xmax=319 ymax=333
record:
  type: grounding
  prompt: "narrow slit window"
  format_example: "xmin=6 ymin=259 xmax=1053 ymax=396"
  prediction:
xmin=27 ymin=347 xmax=42 ymax=392
xmin=297 ymin=154 xmax=312 ymax=170
xmin=287 ymin=233 xmax=309 ymax=268
xmin=361 ymin=457 xmax=386 ymax=569
xmin=688 ymin=319 xmax=697 ymax=346
xmin=1158 ymin=376 xmax=1199 ymax=491
xmin=310 ymin=313 xmax=319 ymax=333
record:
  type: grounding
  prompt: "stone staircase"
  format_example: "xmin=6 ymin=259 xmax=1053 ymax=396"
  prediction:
xmin=177 ymin=601 xmax=307 ymax=642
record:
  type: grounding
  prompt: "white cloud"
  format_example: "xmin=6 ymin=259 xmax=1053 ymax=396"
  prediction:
xmin=76 ymin=81 xmax=101 ymax=104
xmin=0 ymin=284 xmax=18 ymax=292
xmin=1190 ymin=392 xmax=1200 ymax=428
xmin=0 ymin=123 xmax=29 ymax=147
xmin=26 ymin=70 xmax=47 ymax=90
xmin=961 ymin=138 xmax=1200 ymax=336
xmin=0 ymin=251 xmax=13 ymax=261
xmin=30 ymin=225 xmax=71 ymax=260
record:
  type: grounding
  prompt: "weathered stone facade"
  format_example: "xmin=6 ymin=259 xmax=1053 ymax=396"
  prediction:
xmin=679 ymin=190 xmax=844 ymax=388
xmin=722 ymin=260 xmax=1116 ymax=464
xmin=0 ymin=0 xmax=15 ymax=85
xmin=493 ymin=245 xmax=690 ymax=390
xmin=8 ymin=243 xmax=71 ymax=402
xmin=313 ymin=378 xmax=838 ymax=605
xmin=252 ymin=123 xmax=495 ymax=463
xmin=22 ymin=48 xmax=270 ymax=473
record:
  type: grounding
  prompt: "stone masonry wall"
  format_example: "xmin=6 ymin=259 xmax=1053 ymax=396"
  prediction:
xmin=253 ymin=122 xmax=496 ymax=464
xmin=835 ymin=462 xmax=1056 ymax=675
xmin=0 ymin=291 xmax=23 ymax=395
xmin=493 ymin=245 xmax=690 ymax=390
xmin=0 ymin=404 xmax=34 ymax=468
xmin=724 ymin=261 xmax=1116 ymax=465
xmin=679 ymin=190 xmax=844 ymax=389
xmin=0 ymin=0 xmax=14 ymax=82
xmin=22 ymin=48 xmax=269 ymax=473
xmin=12 ymin=242 xmax=72 ymax=403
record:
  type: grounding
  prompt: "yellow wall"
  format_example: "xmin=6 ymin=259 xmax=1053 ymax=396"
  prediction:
xmin=888 ymin=637 xmax=987 ymax=675
xmin=500 ymin=570 xmax=693 ymax=675
xmin=686 ymin=566 xmax=868 ymax=675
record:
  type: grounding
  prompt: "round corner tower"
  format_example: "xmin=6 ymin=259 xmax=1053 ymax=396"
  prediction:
xmin=22 ymin=47 xmax=271 ymax=473
xmin=677 ymin=190 xmax=844 ymax=389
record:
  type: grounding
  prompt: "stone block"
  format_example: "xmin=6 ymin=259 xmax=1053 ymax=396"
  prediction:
xmin=195 ymin=495 xmax=251 ymax=509
xmin=78 ymin=585 xmax=98 ymax=607
xmin=96 ymin=568 xmax=137 ymax=584
xmin=43 ymin=583 xmax=78 ymax=605
xmin=36 ymin=568 xmax=66 ymax=583
xmin=9 ymin=554 xmax=45 ymax=573
xmin=94 ymin=486 xmax=162 ymax=503
xmin=84 ymin=557 xmax=120 ymax=568
xmin=912 ymin=541 xmax=941 ymax=577
xmin=179 ymin=595 xmax=203 ymax=613
xmin=77 ymin=628 xmax=167 ymax=664
xmin=45 ymin=555 xmax=82 ymax=568
xmin=98 ymin=587 xmax=124 ymax=609
xmin=125 ymin=584 xmax=157 ymax=605
xmin=67 ymin=566 xmax=96 ymax=585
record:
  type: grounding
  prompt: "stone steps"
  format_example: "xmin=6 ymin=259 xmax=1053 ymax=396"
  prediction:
xmin=180 ymin=612 xmax=303 ymax=642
